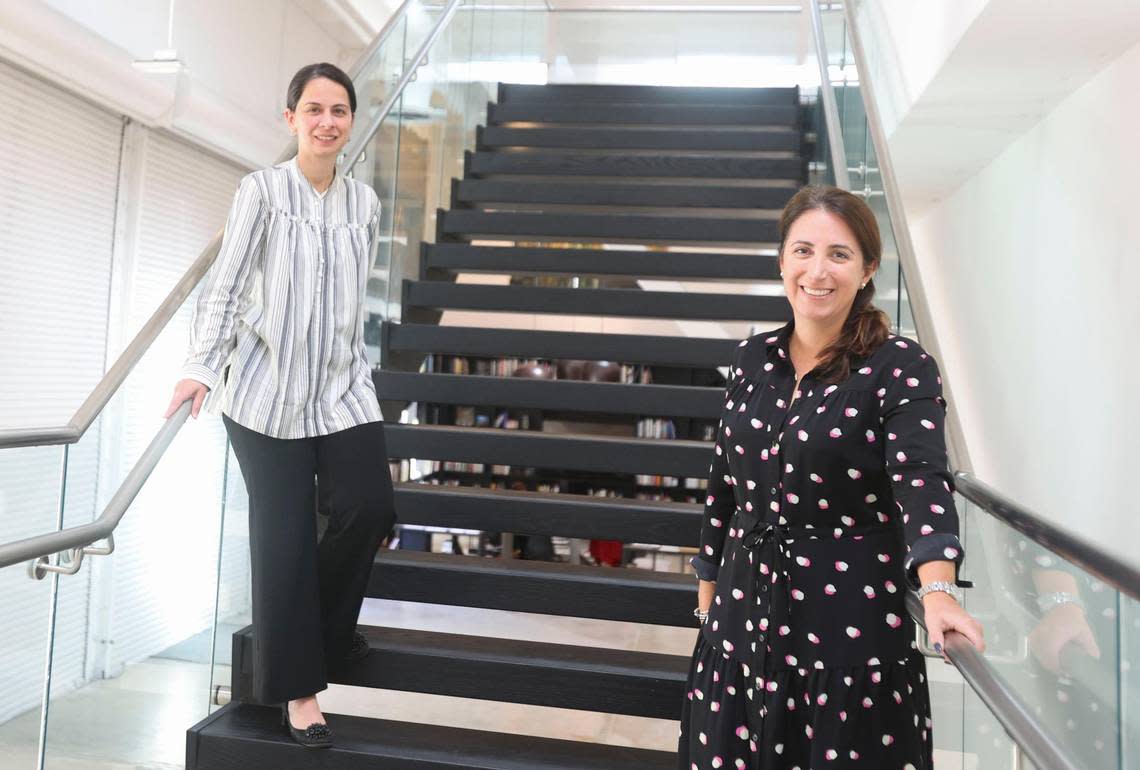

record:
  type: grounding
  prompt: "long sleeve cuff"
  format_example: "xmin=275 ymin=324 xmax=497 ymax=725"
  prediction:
xmin=180 ymin=362 xmax=221 ymax=391
xmin=690 ymin=554 xmax=720 ymax=582
xmin=903 ymin=533 xmax=966 ymax=589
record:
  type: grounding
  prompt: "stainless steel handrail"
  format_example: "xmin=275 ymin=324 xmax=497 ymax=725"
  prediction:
xmin=0 ymin=0 xmax=417 ymax=453
xmin=804 ymin=0 xmax=850 ymax=190
xmin=835 ymin=1 xmax=972 ymax=471
xmin=11 ymin=403 xmax=190 ymax=576
xmin=340 ymin=0 xmax=463 ymax=171
xmin=810 ymin=4 xmax=1128 ymax=768
xmin=956 ymin=472 xmax=1140 ymax=600
xmin=905 ymin=593 xmax=1081 ymax=770
xmin=0 ymin=0 xmax=460 ymax=574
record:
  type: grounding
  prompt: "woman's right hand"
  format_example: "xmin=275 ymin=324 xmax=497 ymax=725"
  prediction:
xmin=164 ymin=379 xmax=210 ymax=419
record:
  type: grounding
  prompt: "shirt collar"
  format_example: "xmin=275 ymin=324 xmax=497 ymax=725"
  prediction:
xmin=763 ymin=321 xmax=795 ymax=366
xmin=285 ymin=156 xmax=344 ymax=200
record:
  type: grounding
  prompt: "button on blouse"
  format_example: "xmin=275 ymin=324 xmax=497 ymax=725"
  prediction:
xmin=691 ymin=323 xmax=964 ymax=674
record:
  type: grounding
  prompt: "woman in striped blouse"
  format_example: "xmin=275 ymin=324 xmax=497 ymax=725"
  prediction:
xmin=165 ymin=62 xmax=394 ymax=749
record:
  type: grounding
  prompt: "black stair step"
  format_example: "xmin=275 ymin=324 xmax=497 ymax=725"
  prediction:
xmin=404 ymin=281 xmax=792 ymax=323
xmin=369 ymin=551 xmax=696 ymax=627
xmin=439 ymin=209 xmax=779 ymax=244
xmin=385 ymin=424 xmax=712 ymax=478
xmin=375 ymin=370 xmax=722 ymax=418
xmin=232 ymin=624 xmax=689 ymax=719
xmin=452 ymin=179 xmax=796 ymax=210
xmin=488 ymin=101 xmax=798 ymax=127
xmin=477 ymin=125 xmax=801 ymax=152
xmin=467 ymin=150 xmax=804 ymax=181
xmin=498 ymin=82 xmax=799 ymax=106
xmin=187 ymin=702 xmax=676 ymax=770
xmin=384 ymin=323 xmax=741 ymax=368
xmin=423 ymin=243 xmax=781 ymax=280
xmin=393 ymin=483 xmax=702 ymax=546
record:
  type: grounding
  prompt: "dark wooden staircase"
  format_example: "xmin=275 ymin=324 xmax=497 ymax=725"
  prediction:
xmin=187 ymin=81 xmax=805 ymax=769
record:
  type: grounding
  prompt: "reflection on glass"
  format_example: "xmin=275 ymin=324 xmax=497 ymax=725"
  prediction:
xmin=959 ymin=493 xmax=1135 ymax=768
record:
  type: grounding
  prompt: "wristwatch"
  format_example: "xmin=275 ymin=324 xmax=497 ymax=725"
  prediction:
xmin=916 ymin=581 xmax=964 ymax=604
xmin=1035 ymin=591 xmax=1084 ymax=614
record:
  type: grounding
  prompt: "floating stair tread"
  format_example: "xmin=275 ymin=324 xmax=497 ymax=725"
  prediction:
xmin=188 ymin=702 xmax=677 ymax=770
xmin=374 ymin=370 xmax=722 ymax=418
xmin=369 ymin=550 xmax=695 ymax=627
xmin=467 ymin=150 xmax=804 ymax=180
xmin=423 ymin=243 xmax=780 ymax=280
xmin=404 ymin=281 xmax=792 ymax=322
xmin=498 ymin=82 xmax=800 ymax=105
xmin=452 ymin=179 xmax=796 ymax=211
xmin=384 ymin=323 xmax=743 ymax=368
xmin=392 ymin=482 xmax=702 ymax=546
xmin=478 ymin=125 xmax=801 ymax=151
xmin=384 ymin=423 xmax=712 ymax=477
xmin=231 ymin=623 xmax=688 ymax=718
xmin=488 ymin=102 xmax=799 ymax=127
xmin=438 ymin=209 xmax=780 ymax=243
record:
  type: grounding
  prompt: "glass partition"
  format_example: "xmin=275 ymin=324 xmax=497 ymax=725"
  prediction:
xmin=0 ymin=444 xmax=67 ymax=768
xmin=958 ymin=492 xmax=1137 ymax=769
xmin=815 ymin=3 xmax=1138 ymax=769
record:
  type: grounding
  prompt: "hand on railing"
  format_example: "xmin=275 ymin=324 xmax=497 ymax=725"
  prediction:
xmin=164 ymin=379 xmax=210 ymax=419
xmin=922 ymin=592 xmax=986 ymax=662
xmin=1028 ymin=603 xmax=1100 ymax=674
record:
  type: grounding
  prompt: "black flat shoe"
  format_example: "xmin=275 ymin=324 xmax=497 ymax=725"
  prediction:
xmin=281 ymin=703 xmax=333 ymax=749
xmin=344 ymin=629 xmax=370 ymax=662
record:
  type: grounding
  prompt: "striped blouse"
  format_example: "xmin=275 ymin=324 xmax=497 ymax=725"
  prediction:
xmin=181 ymin=157 xmax=383 ymax=439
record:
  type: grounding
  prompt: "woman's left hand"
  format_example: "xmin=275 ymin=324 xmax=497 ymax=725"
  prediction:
xmin=922 ymin=592 xmax=985 ymax=662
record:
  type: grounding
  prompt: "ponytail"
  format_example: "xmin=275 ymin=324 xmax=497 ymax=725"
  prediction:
xmin=814 ymin=280 xmax=891 ymax=385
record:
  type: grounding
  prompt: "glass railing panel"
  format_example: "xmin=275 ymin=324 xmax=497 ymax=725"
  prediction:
xmin=351 ymin=1 xmax=451 ymax=126
xmin=0 ymin=443 xmax=68 ymax=769
xmin=206 ymin=441 xmax=251 ymax=714
xmin=34 ymin=363 xmax=231 ymax=768
xmin=957 ymin=491 xmax=1134 ymax=769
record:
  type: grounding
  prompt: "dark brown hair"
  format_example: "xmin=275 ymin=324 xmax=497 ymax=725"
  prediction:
xmin=286 ymin=62 xmax=356 ymax=114
xmin=778 ymin=185 xmax=891 ymax=384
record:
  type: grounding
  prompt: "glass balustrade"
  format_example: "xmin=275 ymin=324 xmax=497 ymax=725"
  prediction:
xmin=3 ymin=3 xmax=1135 ymax=768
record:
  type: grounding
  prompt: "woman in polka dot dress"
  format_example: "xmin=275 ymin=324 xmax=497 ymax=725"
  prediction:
xmin=679 ymin=186 xmax=985 ymax=769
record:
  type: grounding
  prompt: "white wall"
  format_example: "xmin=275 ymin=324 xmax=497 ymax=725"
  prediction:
xmin=0 ymin=0 xmax=362 ymax=168
xmin=906 ymin=37 xmax=1140 ymax=564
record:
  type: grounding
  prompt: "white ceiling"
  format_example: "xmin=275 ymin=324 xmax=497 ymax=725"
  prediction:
xmin=886 ymin=0 xmax=1140 ymax=215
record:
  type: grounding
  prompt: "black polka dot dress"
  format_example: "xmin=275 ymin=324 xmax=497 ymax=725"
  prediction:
xmin=680 ymin=323 xmax=965 ymax=770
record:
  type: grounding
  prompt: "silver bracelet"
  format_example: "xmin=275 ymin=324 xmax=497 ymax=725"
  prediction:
xmin=916 ymin=580 xmax=963 ymax=604
xmin=1035 ymin=591 xmax=1084 ymax=614
xmin=693 ymin=607 xmax=709 ymax=625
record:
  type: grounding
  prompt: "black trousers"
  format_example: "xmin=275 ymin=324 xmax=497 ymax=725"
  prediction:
xmin=223 ymin=415 xmax=396 ymax=704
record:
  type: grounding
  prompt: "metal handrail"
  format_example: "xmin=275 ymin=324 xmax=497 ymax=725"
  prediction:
xmin=0 ymin=0 xmax=418 ymax=453
xmin=831 ymin=0 xmax=1140 ymax=598
xmin=832 ymin=1 xmax=972 ymax=472
xmin=340 ymin=0 xmax=463 ymax=172
xmin=956 ymin=472 xmax=1140 ymax=600
xmin=13 ymin=403 xmax=191 ymax=577
xmin=804 ymin=0 xmax=850 ymax=190
xmin=0 ymin=0 xmax=461 ymax=574
xmin=905 ymin=593 xmax=1081 ymax=770
xmin=809 ymin=4 xmax=1132 ymax=768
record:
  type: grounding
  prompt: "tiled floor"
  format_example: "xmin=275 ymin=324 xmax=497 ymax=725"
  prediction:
xmin=0 ymin=598 xmax=978 ymax=769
